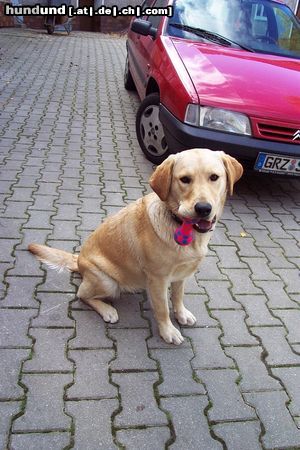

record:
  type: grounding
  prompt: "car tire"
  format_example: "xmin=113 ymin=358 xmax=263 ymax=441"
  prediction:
xmin=136 ymin=92 xmax=169 ymax=164
xmin=124 ymin=54 xmax=136 ymax=91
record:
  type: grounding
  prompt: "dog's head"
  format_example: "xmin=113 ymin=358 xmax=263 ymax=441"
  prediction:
xmin=149 ymin=148 xmax=243 ymax=233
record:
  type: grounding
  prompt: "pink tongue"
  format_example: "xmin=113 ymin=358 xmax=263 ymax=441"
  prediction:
xmin=197 ymin=220 xmax=212 ymax=230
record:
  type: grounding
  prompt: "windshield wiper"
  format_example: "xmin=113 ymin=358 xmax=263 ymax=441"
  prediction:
xmin=170 ymin=23 xmax=254 ymax=52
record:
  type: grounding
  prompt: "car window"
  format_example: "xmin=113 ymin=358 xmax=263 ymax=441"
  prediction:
xmin=144 ymin=0 xmax=168 ymax=28
xmin=140 ymin=0 xmax=155 ymax=9
xmin=167 ymin=0 xmax=300 ymax=59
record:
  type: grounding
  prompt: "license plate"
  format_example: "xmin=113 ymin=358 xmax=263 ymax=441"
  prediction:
xmin=254 ymin=153 xmax=300 ymax=176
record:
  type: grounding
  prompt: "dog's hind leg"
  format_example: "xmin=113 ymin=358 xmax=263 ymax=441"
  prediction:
xmin=77 ymin=274 xmax=119 ymax=324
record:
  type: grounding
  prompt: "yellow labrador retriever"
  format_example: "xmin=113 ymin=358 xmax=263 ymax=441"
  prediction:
xmin=28 ymin=148 xmax=243 ymax=344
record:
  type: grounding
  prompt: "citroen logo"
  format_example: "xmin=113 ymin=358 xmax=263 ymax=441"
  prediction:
xmin=293 ymin=129 xmax=300 ymax=141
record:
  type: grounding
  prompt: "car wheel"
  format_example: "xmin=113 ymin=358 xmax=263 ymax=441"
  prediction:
xmin=124 ymin=54 xmax=136 ymax=91
xmin=136 ymin=93 xmax=169 ymax=164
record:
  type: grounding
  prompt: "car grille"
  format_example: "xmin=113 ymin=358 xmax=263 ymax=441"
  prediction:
xmin=252 ymin=118 xmax=300 ymax=144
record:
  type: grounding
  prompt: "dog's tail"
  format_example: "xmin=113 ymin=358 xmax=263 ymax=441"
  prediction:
xmin=28 ymin=243 xmax=79 ymax=273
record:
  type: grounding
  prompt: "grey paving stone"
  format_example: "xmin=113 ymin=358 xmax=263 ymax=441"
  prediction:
xmin=19 ymin=229 xmax=50 ymax=251
xmin=213 ymin=310 xmax=258 ymax=346
xmin=213 ymin=421 xmax=262 ymax=450
xmin=250 ymin=206 xmax=280 ymax=222
xmin=110 ymin=329 xmax=155 ymax=371
xmin=113 ymin=372 xmax=167 ymax=427
xmin=28 ymin=195 xmax=57 ymax=211
xmin=274 ymin=238 xmax=300 ymax=257
xmin=8 ymin=187 xmax=35 ymax=202
xmin=260 ymin=221 xmax=294 ymax=239
xmin=275 ymin=213 xmax=299 ymax=230
xmin=151 ymin=348 xmax=205 ymax=395
xmin=9 ymin=250 xmax=44 ymax=277
xmin=244 ymin=391 xmax=300 ymax=449
xmin=10 ymin=432 xmax=71 ymax=450
xmin=2 ymin=276 xmax=41 ymax=308
xmin=204 ymin=280 xmax=241 ymax=309
xmin=162 ymin=396 xmax=222 ymax=450
xmin=24 ymin=328 xmax=73 ymax=373
xmin=242 ymin=257 xmax=280 ymax=281
xmin=0 ymin=218 xmax=24 ymax=239
xmin=196 ymin=255 xmax=227 ymax=281
xmin=0 ymin=238 xmax=18 ymax=263
xmin=212 ymin=245 xmax=248 ymax=269
xmin=230 ymin=236 xmax=264 ymax=257
xmin=79 ymin=185 xmax=102 ymax=199
xmin=260 ymin=246 xmax=296 ymax=269
xmin=69 ymin=310 xmax=113 ymax=349
xmin=273 ymin=309 xmax=300 ymax=343
xmin=66 ymin=399 xmax=118 ymax=450
xmin=236 ymin=295 xmax=282 ymax=326
xmin=39 ymin=268 xmax=76 ymax=293
xmin=56 ymin=190 xmax=81 ymax=205
xmin=79 ymin=198 xmax=103 ymax=214
xmin=0 ymin=401 xmax=21 ymax=450
xmin=3 ymin=201 xmax=31 ymax=219
xmin=255 ymin=280 xmax=297 ymax=308
xmin=248 ymin=229 xmax=279 ymax=248
xmin=13 ymin=374 xmax=72 ymax=432
xmin=35 ymin=182 xmax=60 ymax=197
xmin=108 ymin=293 xmax=148 ymax=328
xmin=184 ymin=328 xmax=233 ymax=369
xmin=182 ymin=294 xmax=218 ymax=327
xmin=53 ymin=204 xmax=80 ymax=221
xmin=221 ymin=268 xmax=262 ymax=294
xmin=272 ymin=366 xmax=300 ymax=418
xmin=209 ymin=225 xmax=229 ymax=246
xmin=49 ymin=220 xmax=80 ymax=240
xmin=235 ymin=213 xmax=267 ymax=230
xmin=67 ymin=349 xmax=116 ymax=400
xmin=0 ymin=349 xmax=29 ymax=399
xmin=117 ymin=427 xmax=170 ymax=450
xmin=31 ymin=293 xmax=74 ymax=328
xmin=77 ymin=212 xmax=105 ymax=231
xmin=252 ymin=326 xmax=300 ymax=366
xmin=0 ymin=309 xmax=33 ymax=348
xmin=197 ymin=369 xmax=256 ymax=421
xmin=184 ymin=274 xmax=205 ymax=294
xmin=226 ymin=346 xmax=281 ymax=392
xmin=273 ymin=268 xmax=300 ymax=293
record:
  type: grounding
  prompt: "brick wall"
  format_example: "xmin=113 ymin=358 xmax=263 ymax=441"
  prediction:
xmin=0 ymin=1 xmax=15 ymax=27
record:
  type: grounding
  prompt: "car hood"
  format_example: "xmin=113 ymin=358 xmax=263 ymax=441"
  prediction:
xmin=172 ymin=38 xmax=300 ymax=122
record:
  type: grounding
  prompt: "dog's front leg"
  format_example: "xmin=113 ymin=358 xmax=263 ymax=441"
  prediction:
xmin=147 ymin=277 xmax=184 ymax=345
xmin=171 ymin=280 xmax=196 ymax=326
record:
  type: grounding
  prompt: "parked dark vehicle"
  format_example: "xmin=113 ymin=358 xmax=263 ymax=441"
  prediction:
xmin=125 ymin=0 xmax=300 ymax=176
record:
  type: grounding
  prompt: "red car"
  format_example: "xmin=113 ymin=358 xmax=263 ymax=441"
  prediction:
xmin=125 ymin=0 xmax=300 ymax=176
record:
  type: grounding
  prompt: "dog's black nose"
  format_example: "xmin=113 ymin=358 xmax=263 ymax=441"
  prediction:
xmin=194 ymin=202 xmax=212 ymax=218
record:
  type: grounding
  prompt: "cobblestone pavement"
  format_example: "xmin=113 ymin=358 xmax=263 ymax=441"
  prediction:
xmin=0 ymin=28 xmax=300 ymax=450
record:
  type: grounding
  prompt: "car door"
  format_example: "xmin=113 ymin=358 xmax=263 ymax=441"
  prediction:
xmin=129 ymin=0 xmax=168 ymax=98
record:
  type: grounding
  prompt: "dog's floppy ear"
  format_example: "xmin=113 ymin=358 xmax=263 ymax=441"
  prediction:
xmin=149 ymin=155 xmax=176 ymax=201
xmin=220 ymin=153 xmax=243 ymax=195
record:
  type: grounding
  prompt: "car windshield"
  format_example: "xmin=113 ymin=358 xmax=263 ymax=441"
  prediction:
xmin=167 ymin=0 xmax=300 ymax=59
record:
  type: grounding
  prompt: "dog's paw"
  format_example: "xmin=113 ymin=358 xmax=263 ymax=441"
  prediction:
xmin=101 ymin=304 xmax=119 ymax=323
xmin=159 ymin=323 xmax=184 ymax=345
xmin=175 ymin=307 xmax=196 ymax=326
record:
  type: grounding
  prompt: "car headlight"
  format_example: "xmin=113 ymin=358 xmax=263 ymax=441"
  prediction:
xmin=184 ymin=105 xmax=251 ymax=136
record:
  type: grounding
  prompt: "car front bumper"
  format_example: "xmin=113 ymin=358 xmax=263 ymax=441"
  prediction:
xmin=159 ymin=104 xmax=300 ymax=167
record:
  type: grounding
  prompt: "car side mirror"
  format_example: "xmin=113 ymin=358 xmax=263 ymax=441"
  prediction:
xmin=131 ymin=18 xmax=157 ymax=38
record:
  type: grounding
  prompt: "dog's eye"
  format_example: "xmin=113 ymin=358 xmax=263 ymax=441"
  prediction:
xmin=210 ymin=174 xmax=219 ymax=182
xmin=180 ymin=176 xmax=191 ymax=184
